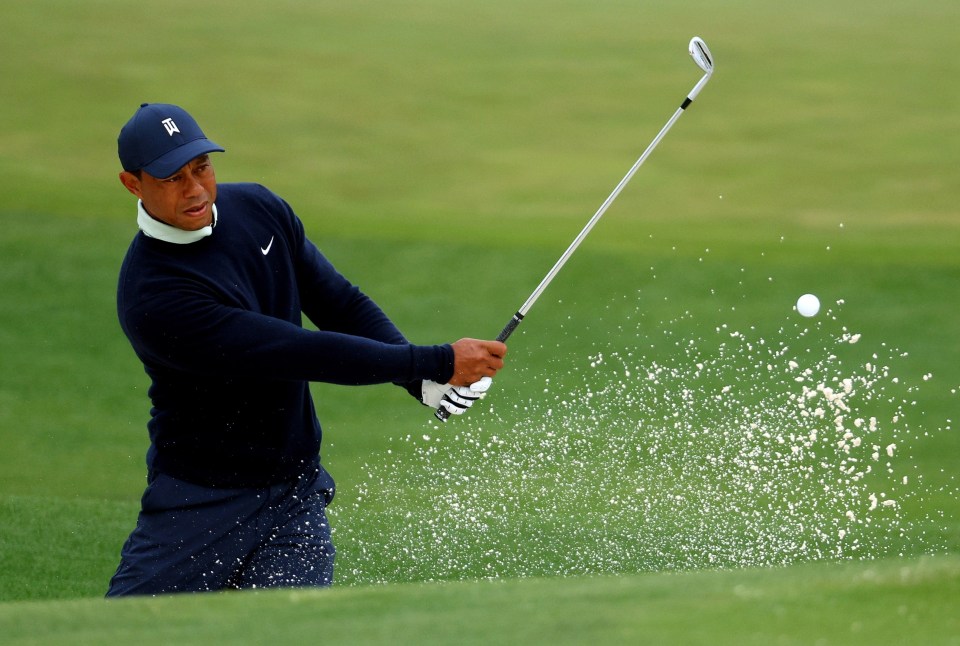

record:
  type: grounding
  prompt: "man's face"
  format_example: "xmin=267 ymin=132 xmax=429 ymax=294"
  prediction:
xmin=119 ymin=155 xmax=218 ymax=231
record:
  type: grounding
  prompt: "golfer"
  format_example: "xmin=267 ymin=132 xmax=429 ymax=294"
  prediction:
xmin=106 ymin=103 xmax=506 ymax=596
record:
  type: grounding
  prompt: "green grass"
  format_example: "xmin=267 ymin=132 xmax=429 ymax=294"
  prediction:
xmin=1 ymin=0 xmax=958 ymax=641
xmin=2 ymin=556 xmax=958 ymax=645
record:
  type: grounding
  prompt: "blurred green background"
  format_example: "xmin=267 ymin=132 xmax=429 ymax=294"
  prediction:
xmin=1 ymin=0 xmax=957 ymax=641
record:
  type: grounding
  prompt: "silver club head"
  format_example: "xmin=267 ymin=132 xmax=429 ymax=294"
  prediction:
xmin=689 ymin=37 xmax=714 ymax=75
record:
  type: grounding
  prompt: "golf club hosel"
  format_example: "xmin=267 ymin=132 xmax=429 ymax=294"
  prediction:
xmin=687 ymin=73 xmax=712 ymax=102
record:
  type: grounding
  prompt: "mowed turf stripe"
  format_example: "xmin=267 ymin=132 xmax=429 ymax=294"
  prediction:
xmin=0 ymin=555 xmax=957 ymax=645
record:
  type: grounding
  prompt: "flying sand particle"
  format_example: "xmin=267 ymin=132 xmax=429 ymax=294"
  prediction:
xmin=335 ymin=299 xmax=944 ymax=584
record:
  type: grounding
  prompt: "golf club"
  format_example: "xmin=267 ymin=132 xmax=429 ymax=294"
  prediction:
xmin=437 ymin=36 xmax=715 ymax=421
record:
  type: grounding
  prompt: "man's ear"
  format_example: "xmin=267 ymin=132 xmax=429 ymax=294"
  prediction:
xmin=119 ymin=171 xmax=142 ymax=199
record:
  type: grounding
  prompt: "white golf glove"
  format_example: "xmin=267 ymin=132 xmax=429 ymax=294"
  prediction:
xmin=422 ymin=377 xmax=493 ymax=417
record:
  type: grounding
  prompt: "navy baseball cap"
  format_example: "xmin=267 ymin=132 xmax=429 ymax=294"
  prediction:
xmin=118 ymin=103 xmax=225 ymax=178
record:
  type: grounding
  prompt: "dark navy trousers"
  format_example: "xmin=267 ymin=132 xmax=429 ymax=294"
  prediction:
xmin=107 ymin=466 xmax=335 ymax=596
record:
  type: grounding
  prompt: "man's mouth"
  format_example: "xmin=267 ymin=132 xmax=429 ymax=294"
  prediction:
xmin=183 ymin=202 xmax=208 ymax=218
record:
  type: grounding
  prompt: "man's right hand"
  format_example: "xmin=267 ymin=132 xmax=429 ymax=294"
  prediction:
xmin=449 ymin=338 xmax=507 ymax=386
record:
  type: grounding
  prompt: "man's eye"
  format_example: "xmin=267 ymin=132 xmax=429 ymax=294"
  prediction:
xmin=164 ymin=175 xmax=181 ymax=183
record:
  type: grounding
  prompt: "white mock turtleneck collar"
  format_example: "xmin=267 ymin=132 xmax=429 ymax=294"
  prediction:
xmin=137 ymin=200 xmax=218 ymax=244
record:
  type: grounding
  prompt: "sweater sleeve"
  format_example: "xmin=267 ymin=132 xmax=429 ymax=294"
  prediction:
xmin=296 ymin=234 xmax=408 ymax=346
xmin=121 ymin=284 xmax=454 ymax=386
xmin=290 ymin=206 xmax=436 ymax=398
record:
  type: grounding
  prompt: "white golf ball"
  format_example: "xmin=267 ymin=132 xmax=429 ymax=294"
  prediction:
xmin=796 ymin=293 xmax=820 ymax=317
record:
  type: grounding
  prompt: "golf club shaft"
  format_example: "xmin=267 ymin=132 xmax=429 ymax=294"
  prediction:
xmin=492 ymin=71 xmax=713 ymax=348
xmin=437 ymin=53 xmax=713 ymax=421
xmin=498 ymin=106 xmax=687 ymax=342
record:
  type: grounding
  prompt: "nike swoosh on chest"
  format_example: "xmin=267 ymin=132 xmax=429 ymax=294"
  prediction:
xmin=260 ymin=236 xmax=275 ymax=255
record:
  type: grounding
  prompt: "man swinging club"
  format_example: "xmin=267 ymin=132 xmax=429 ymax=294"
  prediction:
xmin=107 ymin=103 xmax=506 ymax=596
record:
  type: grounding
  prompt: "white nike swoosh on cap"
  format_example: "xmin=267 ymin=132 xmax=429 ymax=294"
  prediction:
xmin=261 ymin=236 xmax=274 ymax=255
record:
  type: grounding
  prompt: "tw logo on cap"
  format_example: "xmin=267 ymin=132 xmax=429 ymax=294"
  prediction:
xmin=161 ymin=118 xmax=180 ymax=136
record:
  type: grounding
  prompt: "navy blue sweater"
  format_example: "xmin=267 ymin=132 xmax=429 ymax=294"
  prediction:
xmin=118 ymin=183 xmax=454 ymax=488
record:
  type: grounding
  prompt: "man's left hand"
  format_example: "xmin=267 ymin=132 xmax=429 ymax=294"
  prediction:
xmin=422 ymin=378 xmax=492 ymax=417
